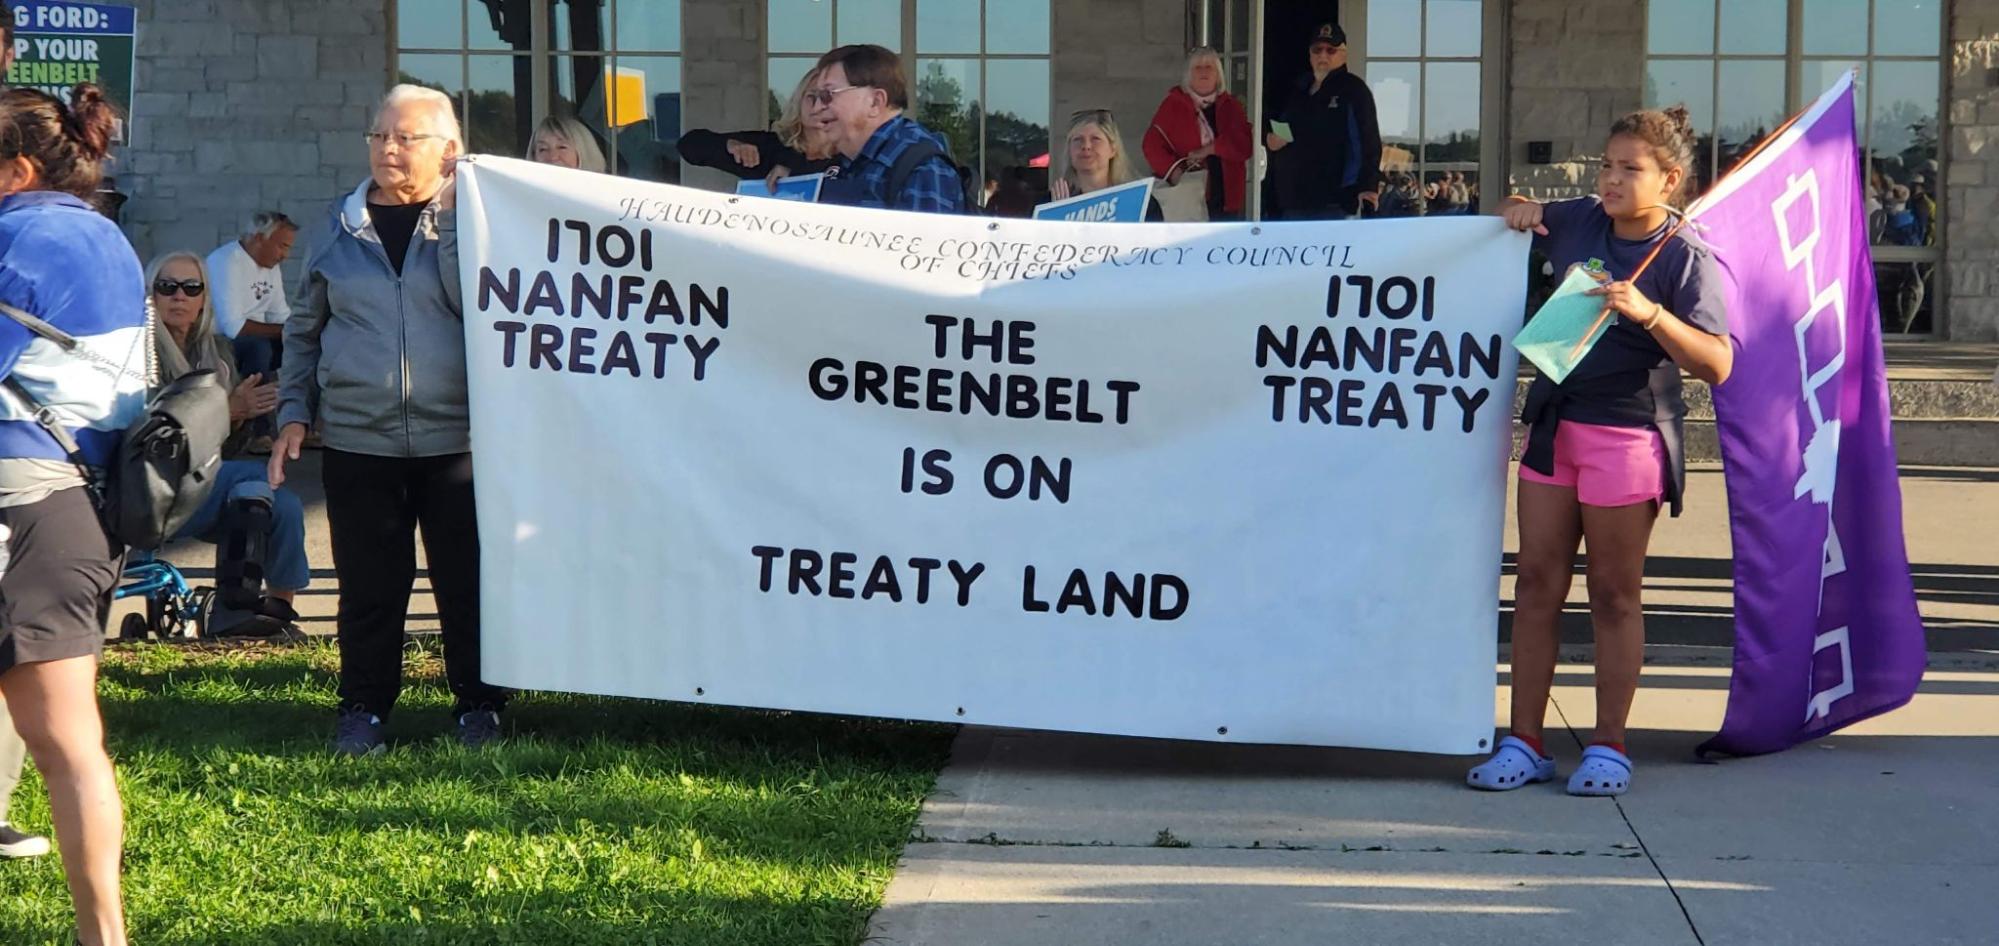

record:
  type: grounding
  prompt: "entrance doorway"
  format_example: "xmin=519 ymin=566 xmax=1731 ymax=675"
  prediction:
xmin=1257 ymin=0 xmax=1341 ymax=217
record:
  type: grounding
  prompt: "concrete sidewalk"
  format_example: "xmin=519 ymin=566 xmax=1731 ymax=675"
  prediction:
xmin=867 ymin=463 xmax=1999 ymax=945
xmin=868 ymin=662 xmax=1999 ymax=945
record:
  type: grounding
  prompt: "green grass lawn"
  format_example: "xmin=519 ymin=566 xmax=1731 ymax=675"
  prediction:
xmin=0 ymin=641 xmax=953 ymax=945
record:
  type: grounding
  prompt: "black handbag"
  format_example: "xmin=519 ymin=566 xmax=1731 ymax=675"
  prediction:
xmin=1 ymin=300 xmax=232 ymax=550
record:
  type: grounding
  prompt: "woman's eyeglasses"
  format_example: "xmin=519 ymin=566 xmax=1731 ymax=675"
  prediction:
xmin=153 ymin=278 xmax=205 ymax=298
xmin=1070 ymin=108 xmax=1115 ymax=122
xmin=364 ymin=131 xmax=444 ymax=149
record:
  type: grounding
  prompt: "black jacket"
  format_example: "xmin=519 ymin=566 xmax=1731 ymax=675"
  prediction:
xmin=1271 ymin=67 xmax=1383 ymax=217
xmin=675 ymin=129 xmax=833 ymax=180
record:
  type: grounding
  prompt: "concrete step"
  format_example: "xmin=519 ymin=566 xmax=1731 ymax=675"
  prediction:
xmin=1508 ymin=371 xmax=1999 ymax=466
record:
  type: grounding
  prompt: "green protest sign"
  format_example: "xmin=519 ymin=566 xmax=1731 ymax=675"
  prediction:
xmin=7 ymin=2 xmax=136 ymax=126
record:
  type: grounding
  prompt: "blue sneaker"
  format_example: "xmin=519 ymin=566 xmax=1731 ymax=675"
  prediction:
xmin=1466 ymin=735 xmax=1557 ymax=791
xmin=334 ymin=709 xmax=385 ymax=756
xmin=456 ymin=709 xmax=502 ymax=749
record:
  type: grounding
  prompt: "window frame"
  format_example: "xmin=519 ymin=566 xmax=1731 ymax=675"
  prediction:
xmin=391 ymin=0 xmax=687 ymax=180
xmin=1355 ymin=0 xmax=1493 ymax=214
xmin=762 ymin=0 xmax=1052 ymax=185
xmin=1642 ymin=0 xmax=1947 ymax=334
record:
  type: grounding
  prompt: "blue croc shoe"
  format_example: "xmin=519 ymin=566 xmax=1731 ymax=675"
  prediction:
xmin=1466 ymin=736 xmax=1557 ymax=791
xmin=1566 ymin=745 xmax=1633 ymax=796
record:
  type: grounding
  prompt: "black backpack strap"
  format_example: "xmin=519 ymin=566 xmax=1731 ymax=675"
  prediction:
xmin=0 ymin=300 xmax=106 ymax=499
xmin=885 ymin=140 xmax=950 ymax=208
xmin=0 ymin=300 xmax=81 ymax=351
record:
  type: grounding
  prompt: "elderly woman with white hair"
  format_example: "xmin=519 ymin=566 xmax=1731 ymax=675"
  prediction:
xmin=269 ymin=83 xmax=509 ymax=756
xmin=1142 ymin=46 xmax=1252 ymax=220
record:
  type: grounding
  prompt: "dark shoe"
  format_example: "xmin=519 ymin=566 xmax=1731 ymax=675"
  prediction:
xmin=0 ymin=823 xmax=50 ymax=858
xmin=457 ymin=709 xmax=502 ymax=749
xmin=334 ymin=709 xmax=386 ymax=756
xmin=210 ymin=597 xmax=300 ymax=640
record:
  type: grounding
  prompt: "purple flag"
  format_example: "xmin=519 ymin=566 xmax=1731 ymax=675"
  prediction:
xmin=1692 ymin=74 xmax=1927 ymax=757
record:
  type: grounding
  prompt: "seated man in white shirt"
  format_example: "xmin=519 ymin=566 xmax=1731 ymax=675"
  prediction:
xmin=205 ymin=211 xmax=298 ymax=445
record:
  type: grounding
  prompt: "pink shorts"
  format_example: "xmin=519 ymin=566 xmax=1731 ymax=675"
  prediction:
xmin=1519 ymin=422 xmax=1667 ymax=507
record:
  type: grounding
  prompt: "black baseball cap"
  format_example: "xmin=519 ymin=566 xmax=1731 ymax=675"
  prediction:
xmin=1310 ymin=23 xmax=1347 ymax=48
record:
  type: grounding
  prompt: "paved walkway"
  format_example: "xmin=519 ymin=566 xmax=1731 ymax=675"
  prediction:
xmin=866 ymin=464 xmax=1999 ymax=945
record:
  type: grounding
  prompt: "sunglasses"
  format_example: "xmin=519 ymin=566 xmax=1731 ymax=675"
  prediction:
xmin=153 ymin=278 xmax=205 ymax=297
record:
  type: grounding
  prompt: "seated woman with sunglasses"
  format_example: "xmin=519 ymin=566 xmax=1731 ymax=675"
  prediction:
xmin=1049 ymin=109 xmax=1164 ymax=222
xmin=145 ymin=251 xmax=311 ymax=635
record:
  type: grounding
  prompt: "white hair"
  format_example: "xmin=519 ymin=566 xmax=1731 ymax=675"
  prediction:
xmin=1183 ymin=47 xmax=1227 ymax=95
xmin=374 ymin=83 xmax=465 ymax=151
xmin=241 ymin=210 xmax=297 ymax=240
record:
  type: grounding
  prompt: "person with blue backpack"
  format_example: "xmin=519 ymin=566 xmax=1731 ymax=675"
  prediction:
xmin=0 ymin=81 xmax=139 ymax=946
xmin=807 ymin=44 xmax=969 ymax=214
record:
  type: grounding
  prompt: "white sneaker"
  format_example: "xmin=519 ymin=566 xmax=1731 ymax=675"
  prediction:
xmin=0 ymin=822 xmax=51 ymax=858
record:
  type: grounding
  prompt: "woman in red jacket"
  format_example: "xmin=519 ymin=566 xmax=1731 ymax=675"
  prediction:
xmin=1143 ymin=47 xmax=1253 ymax=220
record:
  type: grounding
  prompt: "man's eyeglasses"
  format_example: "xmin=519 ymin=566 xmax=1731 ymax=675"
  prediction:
xmin=364 ymin=131 xmax=444 ymax=149
xmin=803 ymin=85 xmax=866 ymax=107
xmin=152 ymin=278 xmax=205 ymax=298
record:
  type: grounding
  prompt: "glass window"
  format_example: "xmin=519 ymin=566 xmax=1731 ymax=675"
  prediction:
xmin=466 ymin=54 xmax=530 ymax=156
xmin=1645 ymin=0 xmax=1945 ymax=334
xmin=1367 ymin=0 xmax=1484 ymax=217
xmin=767 ymin=57 xmax=817 ymax=124
xmin=1718 ymin=0 xmax=1786 ymax=54
xmin=398 ymin=0 xmax=462 ymax=49
xmin=886 ymin=2 xmax=1050 ymax=181
xmin=1425 ymin=0 xmax=1481 ymax=58
xmin=914 ymin=57 xmax=981 ymax=169
xmin=396 ymin=1 xmax=681 ymax=182
xmin=768 ymin=0 xmax=833 ymax=54
xmin=1422 ymin=61 xmax=1480 ymax=213
xmin=1715 ymin=59 xmax=1787 ymax=174
xmin=918 ymin=0 xmax=981 ymax=54
xmin=983 ymin=59 xmax=1049 ymax=172
xmin=1367 ymin=0 xmax=1421 ymax=58
xmin=984 ymin=1 xmax=1047 ymax=56
xmin=1877 ymin=261 xmax=1935 ymax=334
xmin=1802 ymin=0 xmax=1869 ymax=55
xmin=607 ymin=55 xmax=683 ymax=182
xmin=1873 ymin=0 xmax=1941 ymax=56
xmin=840 ymin=0 xmax=902 ymax=49
xmin=616 ymin=0 xmax=683 ymax=52
xmin=1646 ymin=0 xmax=1713 ymax=55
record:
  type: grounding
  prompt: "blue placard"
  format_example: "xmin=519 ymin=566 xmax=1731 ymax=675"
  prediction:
xmin=1032 ymin=178 xmax=1156 ymax=223
xmin=12 ymin=1 xmax=136 ymax=35
xmin=736 ymin=173 xmax=825 ymax=202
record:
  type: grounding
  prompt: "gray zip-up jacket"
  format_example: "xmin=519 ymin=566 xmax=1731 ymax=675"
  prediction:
xmin=277 ymin=179 xmax=468 ymax=457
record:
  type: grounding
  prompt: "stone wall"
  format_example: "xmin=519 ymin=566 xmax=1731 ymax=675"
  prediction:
xmin=1502 ymin=0 xmax=1644 ymax=200
xmin=680 ymin=0 xmax=765 ymax=193
xmin=1946 ymin=0 xmax=1999 ymax=340
xmin=119 ymin=0 xmax=389 ymax=270
xmin=1051 ymin=0 xmax=1190 ymax=179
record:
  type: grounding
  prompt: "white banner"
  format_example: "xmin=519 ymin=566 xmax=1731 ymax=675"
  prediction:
xmin=456 ymin=157 xmax=1526 ymax=753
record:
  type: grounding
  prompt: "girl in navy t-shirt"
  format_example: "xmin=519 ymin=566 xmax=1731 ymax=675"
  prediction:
xmin=1467 ymin=106 xmax=1734 ymax=798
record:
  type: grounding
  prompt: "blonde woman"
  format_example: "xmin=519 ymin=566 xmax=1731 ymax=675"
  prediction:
xmin=676 ymin=66 xmax=835 ymax=182
xmin=1142 ymin=46 xmax=1252 ymax=220
xmin=1051 ymin=109 xmax=1163 ymax=221
xmin=526 ymin=114 xmax=608 ymax=174
xmin=144 ymin=250 xmax=310 ymax=631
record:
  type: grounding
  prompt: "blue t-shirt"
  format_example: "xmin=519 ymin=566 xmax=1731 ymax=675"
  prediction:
xmin=1522 ymin=196 xmax=1731 ymax=516
xmin=0 ymin=191 xmax=150 ymax=468
xmin=1529 ymin=196 xmax=1729 ymax=425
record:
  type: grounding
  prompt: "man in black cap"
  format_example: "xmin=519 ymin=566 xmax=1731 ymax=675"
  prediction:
xmin=1267 ymin=23 xmax=1382 ymax=220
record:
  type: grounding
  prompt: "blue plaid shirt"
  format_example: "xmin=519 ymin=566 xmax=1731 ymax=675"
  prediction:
xmin=824 ymin=115 xmax=964 ymax=214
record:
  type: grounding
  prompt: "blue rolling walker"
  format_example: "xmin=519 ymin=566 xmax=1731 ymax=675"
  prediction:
xmin=112 ymin=551 xmax=218 ymax=640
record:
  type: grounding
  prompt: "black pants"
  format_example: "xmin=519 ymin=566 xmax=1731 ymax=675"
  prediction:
xmin=321 ymin=449 xmax=507 ymax=717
